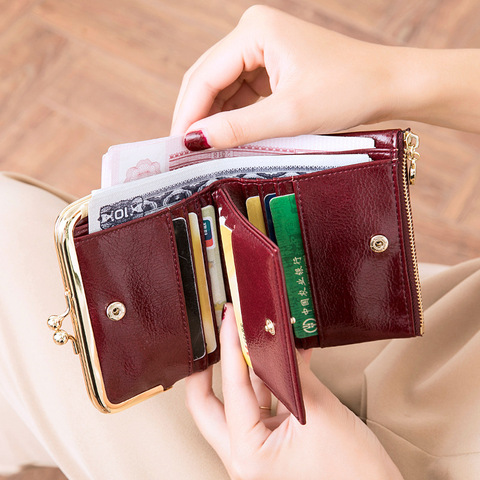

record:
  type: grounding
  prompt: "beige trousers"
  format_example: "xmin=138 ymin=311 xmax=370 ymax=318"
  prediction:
xmin=0 ymin=172 xmax=478 ymax=479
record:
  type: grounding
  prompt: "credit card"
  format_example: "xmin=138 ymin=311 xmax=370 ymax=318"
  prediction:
xmin=269 ymin=194 xmax=318 ymax=338
xmin=218 ymin=217 xmax=252 ymax=367
xmin=173 ymin=218 xmax=206 ymax=360
xmin=263 ymin=193 xmax=277 ymax=243
xmin=188 ymin=212 xmax=217 ymax=354
xmin=245 ymin=196 xmax=267 ymax=236
xmin=201 ymin=205 xmax=227 ymax=327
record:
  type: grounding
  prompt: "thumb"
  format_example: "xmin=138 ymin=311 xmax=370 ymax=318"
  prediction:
xmin=183 ymin=94 xmax=299 ymax=151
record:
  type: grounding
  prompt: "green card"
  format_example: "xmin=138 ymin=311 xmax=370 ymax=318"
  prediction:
xmin=269 ymin=194 xmax=318 ymax=339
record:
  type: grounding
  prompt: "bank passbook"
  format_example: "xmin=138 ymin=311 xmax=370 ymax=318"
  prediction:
xmin=49 ymin=129 xmax=424 ymax=424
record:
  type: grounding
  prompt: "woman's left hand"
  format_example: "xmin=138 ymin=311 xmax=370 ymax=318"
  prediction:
xmin=185 ymin=303 xmax=403 ymax=480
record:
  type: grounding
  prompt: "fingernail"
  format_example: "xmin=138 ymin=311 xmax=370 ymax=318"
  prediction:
xmin=184 ymin=130 xmax=211 ymax=151
xmin=221 ymin=304 xmax=228 ymax=321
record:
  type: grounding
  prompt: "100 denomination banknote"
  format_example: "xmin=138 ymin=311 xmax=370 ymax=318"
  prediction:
xmin=101 ymin=134 xmax=375 ymax=188
xmin=89 ymin=153 xmax=371 ymax=233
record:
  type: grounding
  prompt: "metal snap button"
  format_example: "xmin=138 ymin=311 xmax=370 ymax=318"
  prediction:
xmin=106 ymin=302 xmax=126 ymax=321
xmin=370 ymin=235 xmax=389 ymax=253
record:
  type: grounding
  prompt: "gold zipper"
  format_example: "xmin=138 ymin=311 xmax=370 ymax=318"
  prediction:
xmin=403 ymin=130 xmax=424 ymax=335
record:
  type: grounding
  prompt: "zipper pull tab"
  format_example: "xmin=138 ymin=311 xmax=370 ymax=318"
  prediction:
xmin=404 ymin=130 xmax=420 ymax=185
xmin=409 ymin=158 xmax=417 ymax=185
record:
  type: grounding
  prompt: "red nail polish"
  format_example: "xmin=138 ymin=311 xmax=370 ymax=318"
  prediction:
xmin=221 ymin=304 xmax=227 ymax=321
xmin=184 ymin=130 xmax=211 ymax=151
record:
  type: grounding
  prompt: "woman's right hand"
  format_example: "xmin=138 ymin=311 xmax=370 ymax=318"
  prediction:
xmin=171 ymin=5 xmax=480 ymax=150
xmin=171 ymin=5 xmax=398 ymax=148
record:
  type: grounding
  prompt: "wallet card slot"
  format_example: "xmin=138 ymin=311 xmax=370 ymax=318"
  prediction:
xmin=189 ymin=201 xmax=221 ymax=362
xmin=243 ymin=182 xmax=261 ymax=200
xmin=294 ymin=158 xmax=416 ymax=346
xmin=171 ymin=212 xmax=210 ymax=373
xmin=210 ymin=180 xmax=318 ymax=349
xmin=257 ymin=182 xmax=277 ymax=208
xmin=74 ymin=212 xmax=194 ymax=405
xmin=170 ymin=202 xmax=221 ymax=368
xmin=275 ymin=180 xmax=294 ymax=197
xmin=171 ymin=194 xmax=231 ymax=340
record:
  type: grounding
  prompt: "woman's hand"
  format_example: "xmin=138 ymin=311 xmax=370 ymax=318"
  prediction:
xmin=171 ymin=5 xmax=480 ymax=150
xmin=171 ymin=5 xmax=396 ymax=149
xmin=185 ymin=304 xmax=403 ymax=480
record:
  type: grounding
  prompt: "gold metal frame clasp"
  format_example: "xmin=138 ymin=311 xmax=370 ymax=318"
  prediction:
xmin=52 ymin=194 xmax=169 ymax=413
xmin=47 ymin=291 xmax=79 ymax=354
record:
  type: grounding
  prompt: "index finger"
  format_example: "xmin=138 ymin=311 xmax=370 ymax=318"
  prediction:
xmin=184 ymin=367 xmax=230 ymax=460
xmin=170 ymin=44 xmax=215 ymax=133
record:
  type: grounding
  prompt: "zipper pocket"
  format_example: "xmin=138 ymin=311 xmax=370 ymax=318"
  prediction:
xmin=403 ymin=129 xmax=424 ymax=334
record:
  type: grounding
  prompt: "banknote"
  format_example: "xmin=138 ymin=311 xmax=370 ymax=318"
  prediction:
xmin=101 ymin=134 xmax=375 ymax=188
xmin=89 ymin=153 xmax=371 ymax=233
xmin=101 ymin=136 xmax=184 ymax=188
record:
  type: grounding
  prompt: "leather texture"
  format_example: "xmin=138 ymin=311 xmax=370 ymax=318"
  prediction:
xmin=74 ymin=214 xmax=193 ymax=404
xmin=70 ymin=128 xmax=422 ymax=420
xmin=214 ymin=189 xmax=305 ymax=424
xmin=294 ymin=157 xmax=415 ymax=346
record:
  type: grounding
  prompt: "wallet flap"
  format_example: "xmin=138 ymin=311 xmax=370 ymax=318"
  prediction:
xmin=74 ymin=214 xmax=193 ymax=405
xmin=294 ymin=157 xmax=417 ymax=345
xmin=214 ymin=188 xmax=306 ymax=424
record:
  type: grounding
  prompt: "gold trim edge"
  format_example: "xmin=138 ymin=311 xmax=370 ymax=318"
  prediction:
xmin=53 ymin=195 xmax=165 ymax=414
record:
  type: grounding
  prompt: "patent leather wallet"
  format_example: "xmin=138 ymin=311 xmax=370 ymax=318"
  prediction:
xmin=48 ymin=129 xmax=423 ymax=424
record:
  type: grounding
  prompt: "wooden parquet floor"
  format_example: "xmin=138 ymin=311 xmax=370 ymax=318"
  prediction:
xmin=0 ymin=1 xmax=478 ymax=478
xmin=1 ymin=0 xmax=480 ymax=267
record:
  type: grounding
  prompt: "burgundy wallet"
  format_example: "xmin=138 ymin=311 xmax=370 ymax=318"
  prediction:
xmin=48 ymin=128 xmax=423 ymax=424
